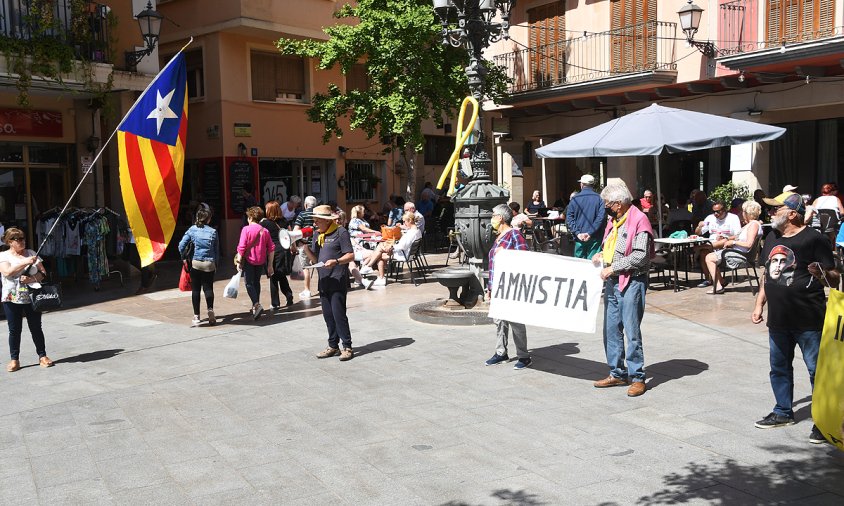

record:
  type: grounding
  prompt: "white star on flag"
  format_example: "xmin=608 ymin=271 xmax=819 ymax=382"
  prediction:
xmin=147 ymin=88 xmax=178 ymax=135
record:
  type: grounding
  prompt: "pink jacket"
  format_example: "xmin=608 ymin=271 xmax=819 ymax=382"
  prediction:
xmin=237 ymin=223 xmax=274 ymax=265
xmin=602 ymin=205 xmax=654 ymax=292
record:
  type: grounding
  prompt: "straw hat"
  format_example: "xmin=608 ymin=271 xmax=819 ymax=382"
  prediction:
xmin=311 ymin=205 xmax=339 ymax=219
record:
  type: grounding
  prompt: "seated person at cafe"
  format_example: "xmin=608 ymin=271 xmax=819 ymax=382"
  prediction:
xmin=359 ymin=212 xmax=422 ymax=286
xmin=402 ymin=201 xmax=425 ymax=233
xmin=348 ymin=205 xmax=380 ymax=237
xmin=509 ymin=202 xmax=533 ymax=230
xmin=694 ymin=200 xmax=742 ymax=288
xmin=526 ymin=190 xmax=546 ymax=215
xmin=387 ymin=197 xmax=406 ymax=226
xmin=702 ymin=200 xmax=762 ymax=293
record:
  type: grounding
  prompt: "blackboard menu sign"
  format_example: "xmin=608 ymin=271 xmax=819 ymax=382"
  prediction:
xmin=198 ymin=158 xmax=222 ymax=217
xmin=225 ymin=157 xmax=257 ymax=219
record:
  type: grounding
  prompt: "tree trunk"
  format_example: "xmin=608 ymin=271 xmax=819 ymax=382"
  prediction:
xmin=402 ymin=147 xmax=416 ymax=202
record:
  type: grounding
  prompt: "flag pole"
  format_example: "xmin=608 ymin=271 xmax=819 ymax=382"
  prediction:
xmin=35 ymin=38 xmax=194 ymax=257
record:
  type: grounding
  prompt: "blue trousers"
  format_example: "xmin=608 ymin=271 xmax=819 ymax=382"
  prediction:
xmin=768 ymin=328 xmax=820 ymax=418
xmin=5 ymin=302 xmax=46 ymax=361
xmin=603 ymin=275 xmax=647 ymax=382
xmin=320 ymin=290 xmax=352 ymax=349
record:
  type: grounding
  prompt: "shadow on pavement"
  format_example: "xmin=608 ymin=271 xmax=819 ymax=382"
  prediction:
xmin=355 ymin=337 xmax=414 ymax=358
xmin=54 ymin=348 xmax=125 ymax=364
xmin=645 ymin=359 xmax=709 ymax=390
xmin=439 ymin=488 xmax=547 ymax=505
xmin=529 ymin=342 xmax=608 ymax=381
xmin=214 ymin=302 xmax=324 ymax=326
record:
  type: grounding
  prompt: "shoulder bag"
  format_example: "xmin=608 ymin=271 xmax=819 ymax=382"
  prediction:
xmin=30 ymin=283 xmax=62 ymax=312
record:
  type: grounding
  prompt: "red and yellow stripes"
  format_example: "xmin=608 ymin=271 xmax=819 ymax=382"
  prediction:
xmin=119 ymin=91 xmax=188 ymax=267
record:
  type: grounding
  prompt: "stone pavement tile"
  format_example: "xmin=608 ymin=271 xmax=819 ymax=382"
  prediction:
xmin=29 ymin=447 xmax=98 ymax=489
xmin=427 ymin=442 xmax=532 ymax=483
xmin=35 ymin=477 xmax=114 ymax=505
xmin=116 ymin=393 xmax=194 ymax=434
xmin=184 ymin=412 xmax=252 ymax=442
xmin=71 ymin=406 xmax=135 ymax=438
xmin=611 ymin=406 xmax=724 ymax=440
xmin=392 ymin=467 xmax=525 ymax=505
xmin=213 ymin=391 xmax=282 ymax=422
xmin=240 ymin=459 xmax=326 ymax=500
xmin=95 ymin=451 xmax=170 ymax=493
xmin=18 ymin=404 xmax=76 ymax=435
xmin=0 ymin=455 xmax=30 ymax=481
xmin=164 ymin=456 xmax=251 ymax=498
xmin=306 ymin=461 xmax=427 ymax=505
xmin=339 ymin=398 xmax=421 ymax=429
xmin=208 ymin=434 xmax=289 ymax=469
xmin=111 ymin=483 xmax=190 ymax=505
xmin=314 ymin=415 xmax=398 ymax=448
xmin=350 ymin=439 xmax=446 ymax=476
xmin=141 ymin=428 xmax=220 ymax=465
xmin=83 ymin=428 xmax=150 ymax=462
xmin=23 ymin=425 xmax=85 ymax=457
xmin=191 ymin=488 xmax=278 ymax=506
xmin=0 ymin=470 xmax=38 ymax=504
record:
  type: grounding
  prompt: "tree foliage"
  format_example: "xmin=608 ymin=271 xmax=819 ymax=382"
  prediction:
xmin=276 ymin=0 xmax=509 ymax=152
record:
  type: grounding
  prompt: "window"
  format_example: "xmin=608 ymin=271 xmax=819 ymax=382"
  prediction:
xmin=767 ymin=0 xmax=834 ymax=44
xmin=347 ymin=64 xmax=369 ymax=92
xmin=424 ymin=136 xmax=454 ymax=165
xmin=250 ymin=51 xmax=306 ymax=102
xmin=527 ymin=2 xmax=566 ymax=88
xmin=346 ymin=161 xmax=377 ymax=201
xmin=185 ymin=49 xmax=204 ymax=99
xmin=610 ymin=0 xmax=657 ymax=73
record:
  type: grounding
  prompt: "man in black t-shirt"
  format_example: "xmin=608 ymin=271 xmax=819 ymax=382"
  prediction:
xmin=752 ymin=192 xmax=839 ymax=444
xmin=297 ymin=205 xmax=356 ymax=361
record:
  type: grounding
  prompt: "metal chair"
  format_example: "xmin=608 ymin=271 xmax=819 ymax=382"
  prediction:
xmin=719 ymin=234 xmax=763 ymax=295
xmin=388 ymin=238 xmax=427 ymax=285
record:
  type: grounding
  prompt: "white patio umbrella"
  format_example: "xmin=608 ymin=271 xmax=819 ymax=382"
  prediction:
xmin=535 ymin=103 xmax=787 ymax=236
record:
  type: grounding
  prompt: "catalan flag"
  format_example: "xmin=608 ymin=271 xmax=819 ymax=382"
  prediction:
xmin=118 ymin=52 xmax=188 ymax=267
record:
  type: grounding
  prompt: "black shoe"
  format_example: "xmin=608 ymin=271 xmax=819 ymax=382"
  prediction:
xmin=484 ymin=353 xmax=509 ymax=366
xmin=809 ymin=424 xmax=827 ymax=444
xmin=513 ymin=358 xmax=532 ymax=370
xmin=286 ymin=298 xmax=294 ymax=307
xmin=754 ymin=412 xmax=795 ymax=429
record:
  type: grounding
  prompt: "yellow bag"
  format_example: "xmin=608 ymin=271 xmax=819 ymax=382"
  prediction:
xmin=381 ymin=225 xmax=402 ymax=241
xmin=812 ymin=288 xmax=844 ymax=451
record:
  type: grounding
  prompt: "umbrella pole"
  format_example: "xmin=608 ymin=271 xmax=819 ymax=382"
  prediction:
xmin=654 ymin=155 xmax=663 ymax=238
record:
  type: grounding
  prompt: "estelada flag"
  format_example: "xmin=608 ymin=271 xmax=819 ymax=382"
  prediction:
xmin=118 ymin=52 xmax=188 ymax=267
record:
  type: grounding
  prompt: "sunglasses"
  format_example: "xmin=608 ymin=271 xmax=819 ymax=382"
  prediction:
xmin=8 ymin=237 xmax=24 ymax=242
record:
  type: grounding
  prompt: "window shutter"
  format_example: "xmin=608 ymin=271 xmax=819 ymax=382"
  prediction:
xmin=818 ymin=0 xmax=834 ymax=35
xmin=767 ymin=0 xmax=781 ymax=43
xmin=528 ymin=2 xmax=565 ymax=88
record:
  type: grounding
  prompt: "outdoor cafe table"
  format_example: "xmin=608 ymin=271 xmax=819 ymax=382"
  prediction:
xmin=532 ymin=216 xmax=566 ymax=254
xmin=653 ymin=236 xmax=713 ymax=292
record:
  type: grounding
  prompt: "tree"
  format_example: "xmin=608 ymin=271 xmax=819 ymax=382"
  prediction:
xmin=276 ymin=0 xmax=509 ymax=200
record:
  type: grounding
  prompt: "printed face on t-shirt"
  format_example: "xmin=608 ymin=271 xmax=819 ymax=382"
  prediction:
xmin=766 ymin=247 xmax=796 ymax=286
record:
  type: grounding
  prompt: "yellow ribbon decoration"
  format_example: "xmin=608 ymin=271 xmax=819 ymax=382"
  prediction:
xmin=436 ymin=96 xmax=479 ymax=196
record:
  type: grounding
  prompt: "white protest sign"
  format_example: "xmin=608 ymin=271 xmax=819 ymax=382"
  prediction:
xmin=488 ymin=250 xmax=603 ymax=333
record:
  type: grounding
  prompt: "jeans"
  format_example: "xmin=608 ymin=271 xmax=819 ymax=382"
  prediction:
xmin=189 ymin=268 xmax=215 ymax=315
xmin=494 ymin=319 xmax=529 ymax=358
xmin=269 ymin=270 xmax=293 ymax=308
xmin=603 ymin=275 xmax=647 ymax=382
xmin=320 ymin=290 xmax=352 ymax=349
xmin=242 ymin=263 xmax=263 ymax=305
xmin=768 ymin=328 xmax=820 ymax=418
xmin=5 ymin=302 xmax=46 ymax=360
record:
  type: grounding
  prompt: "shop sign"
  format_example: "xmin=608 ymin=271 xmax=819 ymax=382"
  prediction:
xmin=233 ymin=122 xmax=251 ymax=137
xmin=0 ymin=109 xmax=62 ymax=137
xmin=224 ymin=156 xmax=257 ymax=219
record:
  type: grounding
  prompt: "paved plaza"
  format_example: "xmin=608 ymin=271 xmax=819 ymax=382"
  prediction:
xmin=1 ymin=255 xmax=843 ymax=505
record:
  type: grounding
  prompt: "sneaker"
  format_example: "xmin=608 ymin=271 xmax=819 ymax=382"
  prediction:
xmin=299 ymin=290 xmax=311 ymax=299
xmin=350 ymin=281 xmax=361 ymax=289
xmin=754 ymin=412 xmax=795 ymax=429
xmin=485 ymin=353 xmax=509 ymax=366
xmin=373 ymin=277 xmax=386 ymax=287
xmin=360 ymin=266 xmax=373 ymax=275
xmin=697 ymin=280 xmax=712 ymax=288
xmin=809 ymin=424 xmax=827 ymax=444
xmin=191 ymin=315 xmax=201 ymax=327
xmin=316 ymin=347 xmax=340 ymax=359
xmin=252 ymin=304 xmax=264 ymax=320
xmin=513 ymin=358 xmax=532 ymax=370
xmin=286 ymin=297 xmax=294 ymax=307
xmin=339 ymin=348 xmax=354 ymax=361
xmin=363 ymin=278 xmax=375 ymax=290
xmin=207 ymin=309 xmax=215 ymax=326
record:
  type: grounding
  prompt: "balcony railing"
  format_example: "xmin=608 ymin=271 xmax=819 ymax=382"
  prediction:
xmin=493 ymin=21 xmax=677 ymax=94
xmin=0 ymin=0 xmax=111 ymax=64
xmin=718 ymin=0 xmax=839 ymax=54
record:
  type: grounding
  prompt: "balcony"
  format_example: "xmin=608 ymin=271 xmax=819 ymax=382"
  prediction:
xmin=494 ymin=21 xmax=678 ymax=97
xmin=0 ymin=0 xmax=111 ymax=64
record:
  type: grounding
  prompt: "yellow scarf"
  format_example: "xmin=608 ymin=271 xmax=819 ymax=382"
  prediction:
xmin=602 ymin=210 xmax=629 ymax=265
xmin=317 ymin=222 xmax=338 ymax=247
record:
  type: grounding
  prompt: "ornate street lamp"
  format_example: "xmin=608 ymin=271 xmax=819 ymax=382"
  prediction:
xmin=126 ymin=1 xmax=163 ymax=69
xmin=677 ymin=0 xmax=716 ymax=57
xmin=431 ymin=0 xmax=513 ymax=280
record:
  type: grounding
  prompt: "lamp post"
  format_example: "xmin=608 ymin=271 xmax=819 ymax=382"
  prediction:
xmin=677 ymin=0 xmax=717 ymax=57
xmin=125 ymin=1 xmax=163 ymax=69
xmin=432 ymin=0 xmax=513 ymax=280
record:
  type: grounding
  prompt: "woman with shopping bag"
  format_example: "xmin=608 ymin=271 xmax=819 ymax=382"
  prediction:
xmin=178 ymin=204 xmax=219 ymax=327
xmin=235 ymin=206 xmax=274 ymax=320
xmin=260 ymin=201 xmax=294 ymax=310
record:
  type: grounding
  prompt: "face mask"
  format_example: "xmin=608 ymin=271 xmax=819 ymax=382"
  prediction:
xmin=491 ymin=218 xmax=501 ymax=232
xmin=605 ymin=207 xmax=616 ymax=219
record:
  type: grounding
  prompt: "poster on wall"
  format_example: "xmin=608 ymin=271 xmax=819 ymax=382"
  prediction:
xmin=224 ymin=156 xmax=258 ymax=219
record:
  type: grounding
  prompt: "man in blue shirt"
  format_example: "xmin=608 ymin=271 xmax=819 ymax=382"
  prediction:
xmin=566 ymin=174 xmax=606 ymax=259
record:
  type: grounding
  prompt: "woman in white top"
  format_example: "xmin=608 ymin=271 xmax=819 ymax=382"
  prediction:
xmin=281 ymin=195 xmax=301 ymax=222
xmin=0 ymin=228 xmax=51 ymax=372
xmin=359 ymin=212 xmax=422 ymax=286
xmin=805 ymin=183 xmax=844 ymax=231
xmin=704 ymin=201 xmax=763 ymax=294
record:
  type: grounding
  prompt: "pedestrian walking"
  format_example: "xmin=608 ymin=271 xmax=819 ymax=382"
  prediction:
xmin=0 ymin=228 xmax=52 ymax=372
xmin=592 ymin=184 xmax=654 ymax=397
xmin=295 ymin=205 xmax=355 ymax=361
xmin=260 ymin=200 xmax=294 ymax=310
xmin=752 ymin=192 xmax=839 ymax=444
xmin=566 ymin=174 xmax=605 ymax=259
xmin=294 ymin=196 xmax=317 ymax=299
xmin=178 ymin=204 xmax=219 ymax=327
xmin=235 ymin=206 xmax=275 ymax=320
xmin=485 ymin=204 xmax=531 ymax=370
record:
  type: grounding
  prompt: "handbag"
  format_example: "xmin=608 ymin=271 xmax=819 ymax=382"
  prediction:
xmin=181 ymin=238 xmax=194 ymax=261
xmin=381 ymin=225 xmax=402 ymax=241
xmin=30 ymin=283 xmax=62 ymax=312
xmin=178 ymin=261 xmax=192 ymax=292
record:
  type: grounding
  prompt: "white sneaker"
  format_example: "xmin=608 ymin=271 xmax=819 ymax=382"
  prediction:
xmin=191 ymin=315 xmax=201 ymax=327
xmin=373 ymin=277 xmax=386 ymax=287
xmin=299 ymin=290 xmax=311 ymax=299
xmin=350 ymin=281 xmax=361 ymax=289
xmin=363 ymin=278 xmax=375 ymax=290
xmin=359 ymin=266 xmax=373 ymax=275
xmin=207 ymin=309 xmax=215 ymax=326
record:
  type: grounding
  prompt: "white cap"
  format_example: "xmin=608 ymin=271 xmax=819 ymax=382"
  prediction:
xmin=782 ymin=184 xmax=798 ymax=193
xmin=577 ymin=174 xmax=595 ymax=185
